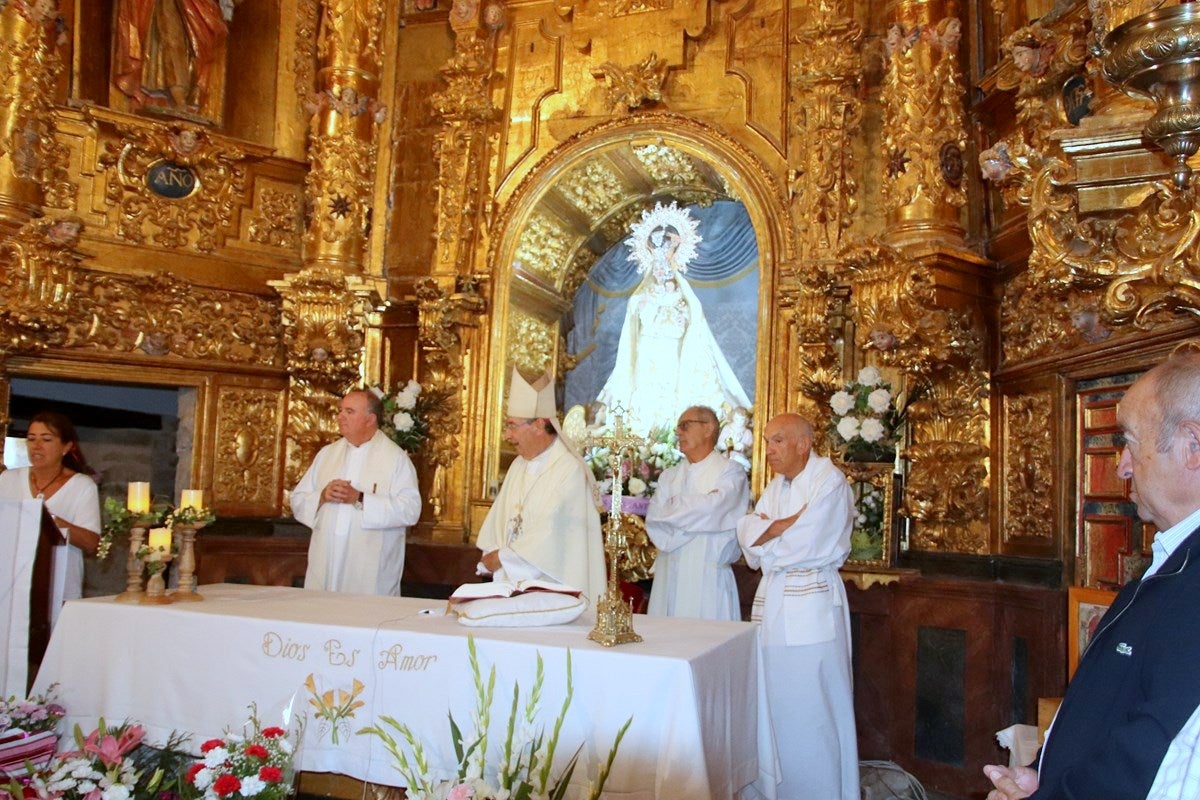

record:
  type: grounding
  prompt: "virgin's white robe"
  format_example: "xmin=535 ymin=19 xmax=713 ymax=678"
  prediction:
xmin=292 ymin=430 xmax=421 ymax=596
xmin=477 ymin=437 xmax=606 ymax=606
xmin=737 ymin=454 xmax=859 ymax=800
xmin=645 ymin=450 xmax=748 ymax=620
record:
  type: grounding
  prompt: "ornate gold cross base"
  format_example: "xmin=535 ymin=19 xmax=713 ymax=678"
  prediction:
xmin=588 ymin=511 xmax=643 ymax=647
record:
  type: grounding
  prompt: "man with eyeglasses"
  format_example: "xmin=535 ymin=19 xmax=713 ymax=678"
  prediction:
xmin=476 ymin=368 xmax=607 ymax=604
xmin=738 ymin=413 xmax=858 ymax=800
xmin=644 ymin=406 xmax=749 ymax=620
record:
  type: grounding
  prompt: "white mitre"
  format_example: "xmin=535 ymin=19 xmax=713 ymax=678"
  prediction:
xmin=507 ymin=367 xmax=556 ymax=419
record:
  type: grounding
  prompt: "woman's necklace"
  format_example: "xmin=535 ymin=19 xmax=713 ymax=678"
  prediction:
xmin=31 ymin=466 xmax=65 ymax=499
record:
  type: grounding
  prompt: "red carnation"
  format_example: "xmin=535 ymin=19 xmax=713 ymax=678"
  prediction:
xmin=200 ymin=739 xmax=226 ymax=753
xmin=261 ymin=727 xmax=285 ymax=738
xmin=185 ymin=764 xmax=205 ymax=784
xmin=244 ymin=744 xmax=269 ymax=760
xmin=259 ymin=766 xmax=283 ymax=782
xmin=213 ymin=775 xmax=242 ymax=798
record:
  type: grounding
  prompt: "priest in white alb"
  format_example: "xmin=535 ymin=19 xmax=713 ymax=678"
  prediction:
xmin=477 ymin=368 xmax=607 ymax=605
xmin=737 ymin=412 xmax=859 ymax=800
xmin=292 ymin=389 xmax=422 ymax=595
xmin=645 ymin=405 xmax=749 ymax=620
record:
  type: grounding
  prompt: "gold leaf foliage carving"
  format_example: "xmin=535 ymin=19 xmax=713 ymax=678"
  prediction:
xmin=317 ymin=0 xmax=387 ymax=65
xmin=507 ymin=308 xmax=555 ymax=375
xmin=248 ymin=187 xmax=304 ymax=250
xmin=513 ymin=213 xmax=571 ymax=284
xmin=293 ymin=0 xmax=320 ymax=101
xmin=592 ymin=53 xmax=669 ymax=113
xmin=96 ymin=123 xmax=247 ymax=252
xmin=790 ymin=0 xmax=863 ymax=260
xmin=284 ymin=380 xmax=340 ymax=498
xmin=62 ymin=270 xmax=282 ymax=365
xmin=599 ymin=0 xmax=670 ymax=18
xmin=431 ymin=36 xmax=499 ymax=124
xmin=305 ymin=131 xmax=376 ymax=248
xmin=632 ymin=143 xmax=700 ymax=185
xmin=559 ymin=161 xmax=625 ymax=219
xmin=880 ymin=17 xmax=968 ymax=214
xmin=0 ymin=216 xmax=83 ymax=355
xmin=997 ymin=20 xmax=1090 ymax=154
xmin=0 ymin=3 xmax=64 ymax=191
xmin=214 ymin=387 xmax=284 ymax=508
xmin=274 ymin=268 xmax=367 ymax=392
xmin=1002 ymin=392 xmax=1054 ymax=542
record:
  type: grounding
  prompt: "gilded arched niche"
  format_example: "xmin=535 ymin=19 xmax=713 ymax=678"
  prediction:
xmin=481 ymin=114 xmax=792 ymax=488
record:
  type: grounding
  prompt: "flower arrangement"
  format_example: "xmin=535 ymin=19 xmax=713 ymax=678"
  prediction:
xmin=182 ymin=711 xmax=298 ymax=800
xmin=361 ymin=637 xmax=630 ymax=800
xmin=829 ymin=366 xmax=905 ymax=462
xmin=17 ymin=720 xmax=186 ymax=800
xmin=0 ymin=685 xmax=65 ymax=735
xmin=584 ymin=425 xmax=681 ymax=498
xmin=375 ymin=380 xmax=433 ymax=454
xmin=850 ymin=481 xmax=886 ymax=562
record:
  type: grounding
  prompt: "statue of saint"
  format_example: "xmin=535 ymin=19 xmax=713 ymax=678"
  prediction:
xmin=596 ymin=202 xmax=751 ymax=436
xmin=113 ymin=0 xmax=234 ymax=113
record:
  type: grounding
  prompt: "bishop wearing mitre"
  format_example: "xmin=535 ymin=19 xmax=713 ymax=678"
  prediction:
xmin=476 ymin=368 xmax=607 ymax=604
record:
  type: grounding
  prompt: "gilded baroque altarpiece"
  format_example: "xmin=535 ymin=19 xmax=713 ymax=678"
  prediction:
xmin=1 ymin=0 xmax=1199 ymax=568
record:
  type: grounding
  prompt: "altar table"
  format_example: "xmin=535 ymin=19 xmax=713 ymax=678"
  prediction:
xmin=33 ymin=584 xmax=764 ymax=799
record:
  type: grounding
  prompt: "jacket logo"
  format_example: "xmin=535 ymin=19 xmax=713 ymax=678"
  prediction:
xmin=1116 ymin=642 xmax=1133 ymax=656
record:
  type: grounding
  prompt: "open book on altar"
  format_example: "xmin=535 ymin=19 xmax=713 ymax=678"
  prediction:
xmin=448 ymin=579 xmax=583 ymax=604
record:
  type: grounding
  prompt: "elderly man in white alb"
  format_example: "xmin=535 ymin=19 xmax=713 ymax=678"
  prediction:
xmin=292 ymin=389 xmax=422 ymax=595
xmin=645 ymin=405 xmax=749 ymax=619
xmin=738 ymin=412 xmax=858 ymax=800
xmin=477 ymin=368 xmax=607 ymax=604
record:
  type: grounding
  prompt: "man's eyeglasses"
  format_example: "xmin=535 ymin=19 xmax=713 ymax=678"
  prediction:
xmin=503 ymin=418 xmax=537 ymax=430
xmin=676 ymin=419 xmax=711 ymax=430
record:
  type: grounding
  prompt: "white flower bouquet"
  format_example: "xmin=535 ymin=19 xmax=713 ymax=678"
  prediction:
xmin=584 ymin=426 xmax=681 ymax=499
xmin=828 ymin=366 xmax=904 ymax=462
xmin=376 ymin=380 xmax=433 ymax=454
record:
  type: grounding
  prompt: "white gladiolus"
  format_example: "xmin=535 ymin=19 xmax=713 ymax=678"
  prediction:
xmin=859 ymin=418 xmax=885 ymax=443
xmin=830 ymin=390 xmax=855 ymax=416
xmin=867 ymin=388 xmax=892 ymax=413
xmin=836 ymin=416 xmax=860 ymax=441
xmin=393 ymin=411 xmax=414 ymax=432
xmin=627 ymin=477 xmax=648 ymax=496
xmin=857 ymin=366 xmax=882 ymax=386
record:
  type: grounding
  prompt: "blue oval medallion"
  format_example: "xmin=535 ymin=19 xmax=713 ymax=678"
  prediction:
xmin=146 ymin=161 xmax=199 ymax=199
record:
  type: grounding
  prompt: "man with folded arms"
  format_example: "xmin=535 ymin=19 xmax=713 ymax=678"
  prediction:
xmin=738 ymin=412 xmax=858 ymax=800
xmin=646 ymin=405 xmax=749 ymax=620
xmin=477 ymin=368 xmax=607 ymax=604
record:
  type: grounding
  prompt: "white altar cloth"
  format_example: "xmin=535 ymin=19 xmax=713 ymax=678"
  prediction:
xmin=33 ymin=584 xmax=762 ymax=799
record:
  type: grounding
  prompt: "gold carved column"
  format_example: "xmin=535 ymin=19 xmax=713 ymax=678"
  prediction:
xmin=414 ymin=7 xmax=500 ymax=539
xmin=0 ymin=0 xmax=62 ymax=236
xmin=278 ymin=0 xmax=389 ymax=493
xmin=787 ymin=0 xmax=863 ymax=423
xmin=879 ymin=0 xmax=968 ymax=249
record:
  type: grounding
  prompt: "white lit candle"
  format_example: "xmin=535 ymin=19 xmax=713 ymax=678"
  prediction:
xmin=180 ymin=489 xmax=204 ymax=512
xmin=127 ymin=482 xmax=150 ymax=515
xmin=147 ymin=527 xmax=171 ymax=553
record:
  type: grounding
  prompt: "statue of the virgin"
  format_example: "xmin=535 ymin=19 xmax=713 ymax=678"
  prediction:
xmin=596 ymin=202 xmax=751 ymax=435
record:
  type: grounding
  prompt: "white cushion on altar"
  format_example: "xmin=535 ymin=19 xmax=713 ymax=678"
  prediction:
xmin=452 ymin=591 xmax=587 ymax=627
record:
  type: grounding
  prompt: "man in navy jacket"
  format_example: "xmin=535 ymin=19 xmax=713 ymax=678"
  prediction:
xmin=985 ymin=349 xmax=1200 ymax=799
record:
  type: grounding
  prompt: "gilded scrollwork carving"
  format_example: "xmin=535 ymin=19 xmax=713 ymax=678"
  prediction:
xmin=293 ymin=0 xmax=320 ymax=104
xmin=213 ymin=387 xmax=284 ymax=508
xmin=317 ymin=0 xmax=387 ymax=65
xmin=513 ymin=213 xmax=572 ymax=284
xmin=902 ymin=372 xmax=991 ymax=553
xmin=95 ymin=121 xmax=247 ymax=252
xmin=416 ymin=276 xmax=485 ymax=518
xmin=507 ymin=307 xmax=555 ymax=375
xmin=273 ymin=268 xmax=368 ymax=391
xmin=592 ymin=53 xmax=668 ymax=113
xmin=0 ymin=215 xmax=82 ymax=354
xmin=789 ymin=0 xmax=862 ymax=260
xmin=1002 ymin=392 xmax=1054 ymax=542
xmin=841 ymin=241 xmax=983 ymax=373
xmin=305 ymin=132 xmax=377 ymax=248
xmin=632 ymin=143 xmax=701 ymax=185
xmin=559 ymin=161 xmax=625 ymax=219
xmin=248 ymin=187 xmax=304 ymax=250
xmin=0 ymin=0 xmax=64 ymax=196
xmin=879 ymin=15 xmax=968 ymax=216
xmin=62 ymin=269 xmax=283 ymax=365
xmin=283 ymin=380 xmax=340 ymax=498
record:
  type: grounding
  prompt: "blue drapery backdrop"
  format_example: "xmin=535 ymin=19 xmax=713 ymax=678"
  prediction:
xmin=563 ymin=199 xmax=760 ymax=413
